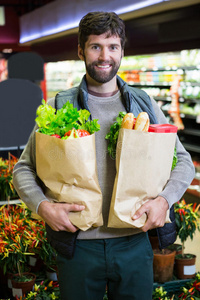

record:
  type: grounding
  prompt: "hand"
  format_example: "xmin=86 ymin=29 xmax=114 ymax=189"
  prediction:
xmin=38 ymin=200 xmax=85 ymax=233
xmin=132 ymin=196 xmax=169 ymax=232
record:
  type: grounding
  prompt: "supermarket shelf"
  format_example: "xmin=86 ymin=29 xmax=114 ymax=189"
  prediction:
xmin=129 ymin=82 xmax=172 ymax=87
xmin=0 ymin=145 xmax=25 ymax=151
xmin=179 ymin=113 xmax=198 ymax=119
xmin=181 ymin=81 xmax=200 ymax=87
xmin=181 ymin=129 xmax=200 ymax=137
xmin=0 ymin=199 xmax=22 ymax=205
xmin=182 ymin=143 xmax=200 ymax=153
xmin=154 ymin=96 xmax=172 ymax=102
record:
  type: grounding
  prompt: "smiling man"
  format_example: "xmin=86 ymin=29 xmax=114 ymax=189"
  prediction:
xmin=13 ymin=12 xmax=195 ymax=300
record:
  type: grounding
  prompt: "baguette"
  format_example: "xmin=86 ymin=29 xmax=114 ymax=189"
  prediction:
xmin=134 ymin=112 xmax=150 ymax=132
xmin=121 ymin=113 xmax=135 ymax=129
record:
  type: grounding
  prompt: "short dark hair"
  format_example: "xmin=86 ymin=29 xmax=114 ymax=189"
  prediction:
xmin=78 ymin=12 xmax=126 ymax=51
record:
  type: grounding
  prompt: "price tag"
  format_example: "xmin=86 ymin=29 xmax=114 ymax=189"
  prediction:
xmin=12 ymin=288 xmax=23 ymax=298
xmin=29 ymin=255 xmax=37 ymax=266
xmin=7 ymin=278 xmax=12 ymax=289
xmin=184 ymin=264 xmax=196 ymax=275
xmin=196 ymin=115 xmax=200 ymax=124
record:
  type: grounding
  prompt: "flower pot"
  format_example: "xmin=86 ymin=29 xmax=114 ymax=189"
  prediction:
xmin=153 ymin=249 xmax=176 ymax=283
xmin=11 ymin=272 xmax=36 ymax=298
xmin=175 ymin=254 xmax=196 ymax=279
xmin=6 ymin=266 xmax=31 ymax=290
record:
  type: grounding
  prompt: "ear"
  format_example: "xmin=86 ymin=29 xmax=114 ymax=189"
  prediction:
xmin=78 ymin=45 xmax=84 ymax=61
xmin=121 ymin=49 xmax=124 ymax=59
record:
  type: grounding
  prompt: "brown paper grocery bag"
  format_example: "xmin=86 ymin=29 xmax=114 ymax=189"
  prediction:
xmin=108 ymin=128 xmax=176 ymax=228
xmin=36 ymin=131 xmax=103 ymax=231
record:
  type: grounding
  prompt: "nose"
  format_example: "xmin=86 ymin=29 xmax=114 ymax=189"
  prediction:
xmin=99 ymin=47 xmax=109 ymax=61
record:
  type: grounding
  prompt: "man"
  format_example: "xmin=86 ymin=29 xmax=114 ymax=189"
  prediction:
xmin=13 ymin=12 xmax=195 ymax=300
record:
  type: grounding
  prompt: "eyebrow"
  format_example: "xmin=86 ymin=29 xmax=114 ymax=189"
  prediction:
xmin=89 ymin=42 xmax=121 ymax=47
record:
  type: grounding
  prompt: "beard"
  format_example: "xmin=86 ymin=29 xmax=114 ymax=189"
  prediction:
xmin=84 ymin=59 xmax=121 ymax=84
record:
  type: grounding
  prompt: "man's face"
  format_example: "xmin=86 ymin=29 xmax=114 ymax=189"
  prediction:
xmin=78 ymin=33 xmax=124 ymax=84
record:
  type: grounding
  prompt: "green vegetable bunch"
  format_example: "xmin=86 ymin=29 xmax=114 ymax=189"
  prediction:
xmin=35 ymin=100 xmax=100 ymax=138
xmin=172 ymin=147 xmax=178 ymax=171
xmin=105 ymin=111 xmax=126 ymax=159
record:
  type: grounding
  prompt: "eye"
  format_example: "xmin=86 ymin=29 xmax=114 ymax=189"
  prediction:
xmin=91 ymin=45 xmax=100 ymax=50
xmin=110 ymin=45 xmax=119 ymax=51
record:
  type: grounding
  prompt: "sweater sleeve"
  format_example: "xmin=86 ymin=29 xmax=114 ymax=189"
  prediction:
xmin=13 ymin=97 xmax=56 ymax=213
xmin=13 ymin=126 xmax=49 ymax=213
xmin=150 ymin=97 xmax=195 ymax=208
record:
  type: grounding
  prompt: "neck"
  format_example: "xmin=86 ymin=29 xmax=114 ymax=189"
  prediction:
xmin=86 ymin=74 xmax=118 ymax=94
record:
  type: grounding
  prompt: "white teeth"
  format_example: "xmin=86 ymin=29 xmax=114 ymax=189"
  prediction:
xmin=97 ymin=65 xmax=110 ymax=68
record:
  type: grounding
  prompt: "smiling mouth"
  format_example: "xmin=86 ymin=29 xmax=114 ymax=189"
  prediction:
xmin=96 ymin=64 xmax=111 ymax=69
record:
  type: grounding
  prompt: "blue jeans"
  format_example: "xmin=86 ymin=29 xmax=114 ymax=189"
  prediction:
xmin=56 ymin=232 xmax=153 ymax=300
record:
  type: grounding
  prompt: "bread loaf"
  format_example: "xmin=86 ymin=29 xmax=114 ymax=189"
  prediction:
xmin=134 ymin=112 xmax=150 ymax=132
xmin=121 ymin=113 xmax=135 ymax=129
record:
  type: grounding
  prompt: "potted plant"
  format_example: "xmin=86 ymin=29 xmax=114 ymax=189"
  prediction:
xmin=36 ymin=229 xmax=58 ymax=281
xmin=26 ymin=218 xmax=58 ymax=280
xmin=0 ymin=153 xmax=18 ymax=202
xmin=0 ymin=203 xmax=45 ymax=290
xmin=11 ymin=263 xmax=36 ymax=299
xmin=24 ymin=279 xmax=60 ymax=299
xmin=24 ymin=214 xmax=46 ymax=273
xmin=0 ymin=204 xmax=33 ymax=274
xmin=174 ymin=199 xmax=200 ymax=279
xmin=174 ymin=273 xmax=200 ymax=299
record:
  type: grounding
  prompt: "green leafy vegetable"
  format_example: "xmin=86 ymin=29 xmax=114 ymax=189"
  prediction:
xmin=105 ymin=111 xmax=126 ymax=159
xmin=171 ymin=147 xmax=178 ymax=171
xmin=35 ymin=100 xmax=100 ymax=137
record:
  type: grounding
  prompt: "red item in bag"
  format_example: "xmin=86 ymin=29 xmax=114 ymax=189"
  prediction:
xmin=148 ymin=124 xmax=178 ymax=133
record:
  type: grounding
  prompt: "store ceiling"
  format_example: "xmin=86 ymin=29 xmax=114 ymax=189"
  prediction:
xmin=0 ymin=0 xmax=200 ymax=62
xmin=30 ymin=2 xmax=200 ymax=62
xmin=0 ymin=0 xmax=55 ymax=16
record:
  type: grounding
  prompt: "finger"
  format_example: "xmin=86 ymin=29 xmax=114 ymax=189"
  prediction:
xmin=141 ymin=220 xmax=153 ymax=232
xmin=64 ymin=223 xmax=78 ymax=233
xmin=66 ymin=203 xmax=85 ymax=212
xmin=132 ymin=205 xmax=148 ymax=220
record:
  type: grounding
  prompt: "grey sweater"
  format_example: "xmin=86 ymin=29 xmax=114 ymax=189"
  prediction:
xmin=13 ymin=87 xmax=195 ymax=239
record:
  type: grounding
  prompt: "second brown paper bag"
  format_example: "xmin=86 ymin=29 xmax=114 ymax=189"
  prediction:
xmin=36 ymin=131 xmax=103 ymax=231
xmin=108 ymin=128 xmax=176 ymax=228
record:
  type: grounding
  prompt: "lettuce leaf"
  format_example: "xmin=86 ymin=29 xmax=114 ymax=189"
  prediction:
xmin=35 ymin=100 xmax=100 ymax=137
